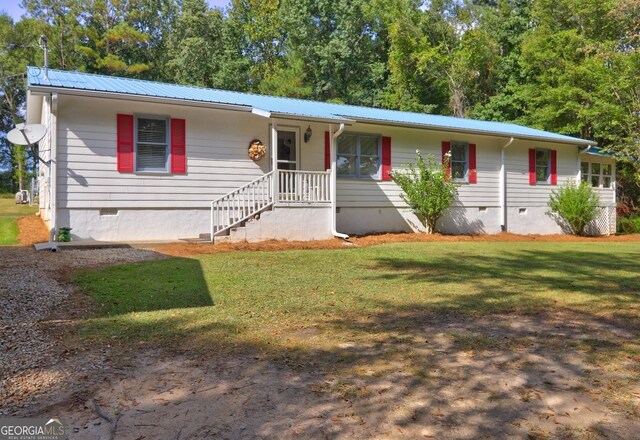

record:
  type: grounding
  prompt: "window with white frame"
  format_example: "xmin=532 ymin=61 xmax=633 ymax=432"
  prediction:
xmin=536 ymin=149 xmax=551 ymax=183
xmin=337 ymin=133 xmax=381 ymax=179
xmin=450 ymin=141 xmax=468 ymax=181
xmin=136 ymin=116 xmax=169 ymax=172
xmin=581 ymin=160 xmax=613 ymax=188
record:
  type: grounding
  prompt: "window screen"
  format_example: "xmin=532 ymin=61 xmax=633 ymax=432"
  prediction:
xmin=337 ymin=133 xmax=380 ymax=178
xmin=137 ymin=117 xmax=168 ymax=172
xmin=536 ymin=149 xmax=550 ymax=183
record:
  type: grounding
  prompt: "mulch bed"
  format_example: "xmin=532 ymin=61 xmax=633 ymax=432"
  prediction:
xmin=17 ymin=215 xmax=49 ymax=245
xmin=154 ymin=231 xmax=640 ymax=257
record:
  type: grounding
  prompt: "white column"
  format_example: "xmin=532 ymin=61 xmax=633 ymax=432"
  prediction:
xmin=271 ymin=122 xmax=278 ymax=203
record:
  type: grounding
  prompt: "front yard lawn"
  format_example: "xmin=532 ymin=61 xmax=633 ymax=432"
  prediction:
xmin=75 ymin=242 xmax=640 ymax=351
xmin=74 ymin=241 xmax=640 ymax=437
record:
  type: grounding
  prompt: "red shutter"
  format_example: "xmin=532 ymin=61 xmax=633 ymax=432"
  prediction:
xmin=468 ymin=143 xmax=477 ymax=184
xmin=324 ymin=131 xmax=330 ymax=171
xmin=529 ymin=148 xmax=536 ymax=185
xmin=117 ymin=114 xmax=134 ymax=172
xmin=381 ymin=136 xmax=392 ymax=181
xmin=550 ymin=149 xmax=557 ymax=185
xmin=170 ymin=118 xmax=186 ymax=174
xmin=442 ymin=141 xmax=451 ymax=178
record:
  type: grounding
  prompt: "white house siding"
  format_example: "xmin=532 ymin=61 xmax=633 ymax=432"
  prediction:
xmin=54 ymin=94 xmax=334 ymax=240
xmin=333 ymin=124 xmax=614 ymax=236
xmin=504 ymin=142 xmax=616 ymax=235
xmin=504 ymin=140 xmax=576 ymax=234
xmin=336 ymin=123 xmax=505 ymax=235
xmin=49 ymin=92 xmax=613 ymax=240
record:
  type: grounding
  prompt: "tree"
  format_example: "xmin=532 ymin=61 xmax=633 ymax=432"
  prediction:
xmin=0 ymin=13 xmax=42 ymax=192
xmin=21 ymin=0 xmax=83 ymax=69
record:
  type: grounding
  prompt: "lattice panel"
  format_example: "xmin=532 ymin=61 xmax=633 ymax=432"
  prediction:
xmin=585 ymin=207 xmax=615 ymax=236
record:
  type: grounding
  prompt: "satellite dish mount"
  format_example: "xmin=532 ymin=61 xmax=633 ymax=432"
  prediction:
xmin=7 ymin=123 xmax=50 ymax=165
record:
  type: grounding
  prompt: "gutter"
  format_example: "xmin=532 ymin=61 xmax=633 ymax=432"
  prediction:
xmin=500 ymin=137 xmax=515 ymax=231
xmin=28 ymin=85 xmax=252 ymax=113
xmin=29 ymin=85 xmax=356 ymax=126
xmin=330 ymin=123 xmax=349 ymax=239
xmin=349 ymin=117 xmax=594 ymax=147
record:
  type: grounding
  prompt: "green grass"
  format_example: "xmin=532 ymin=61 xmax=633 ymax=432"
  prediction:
xmin=74 ymin=242 xmax=640 ymax=355
xmin=0 ymin=196 xmax=38 ymax=245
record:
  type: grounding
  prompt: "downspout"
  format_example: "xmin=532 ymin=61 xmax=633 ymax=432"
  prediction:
xmin=577 ymin=144 xmax=591 ymax=181
xmin=49 ymin=93 xmax=58 ymax=241
xmin=330 ymin=123 xmax=348 ymax=239
xmin=500 ymin=137 xmax=515 ymax=232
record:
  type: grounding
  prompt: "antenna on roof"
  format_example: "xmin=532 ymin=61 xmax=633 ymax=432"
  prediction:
xmin=38 ymin=35 xmax=48 ymax=80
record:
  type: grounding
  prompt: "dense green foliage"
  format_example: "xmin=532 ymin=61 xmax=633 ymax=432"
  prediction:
xmin=547 ymin=180 xmax=600 ymax=236
xmin=617 ymin=214 xmax=640 ymax=234
xmin=1 ymin=0 xmax=639 ymax=206
xmin=390 ymin=151 xmax=458 ymax=233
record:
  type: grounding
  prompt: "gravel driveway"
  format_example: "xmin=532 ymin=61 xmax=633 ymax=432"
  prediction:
xmin=0 ymin=246 xmax=162 ymax=414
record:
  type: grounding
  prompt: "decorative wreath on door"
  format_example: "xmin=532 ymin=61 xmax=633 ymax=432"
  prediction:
xmin=248 ymin=139 xmax=267 ymax=161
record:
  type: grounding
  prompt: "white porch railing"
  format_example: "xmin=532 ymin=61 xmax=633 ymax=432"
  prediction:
xmin=209 ymin=169 xmax=331 ymax=241
xmin=210 ymin=171 xmax=274 ymax=239
xmin=278 ymin=170 xmax=331 ymax=203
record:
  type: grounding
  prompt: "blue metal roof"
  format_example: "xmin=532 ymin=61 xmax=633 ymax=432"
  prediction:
xmin=27 ymin=66 xmax=593 ymax=146
xmin=585 ymin=146 xmax=613 ymax=157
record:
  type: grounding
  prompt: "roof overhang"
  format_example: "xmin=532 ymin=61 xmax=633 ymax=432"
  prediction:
xmin=348 ymin=116 xmax=594 ymax=147
xmin=28 ymin=84 xmax=356 ymax=125
xmin=27 ymin=84 xmax=253 ymax=113
xmin=25 ymin=91 xmax=43 ymax=125
xmin=26 ymin=81 xmax=594 ymax=146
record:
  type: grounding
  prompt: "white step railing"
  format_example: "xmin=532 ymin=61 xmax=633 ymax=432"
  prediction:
xmin=210 ymin=171 xmax=274 ymax=240
xmin=278 ymin=170 xmax=331 ymax=203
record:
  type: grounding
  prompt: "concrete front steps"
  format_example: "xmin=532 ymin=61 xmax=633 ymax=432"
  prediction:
xmin=192 ymin=205 xmax=334 ymax=244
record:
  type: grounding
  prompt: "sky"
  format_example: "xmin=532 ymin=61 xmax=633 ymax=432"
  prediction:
xmin=0 ymin=0 xmax=231 ymax=21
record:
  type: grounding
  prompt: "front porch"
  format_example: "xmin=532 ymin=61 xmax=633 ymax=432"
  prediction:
xmin=210 ymin=122 xmax=345 ymax=242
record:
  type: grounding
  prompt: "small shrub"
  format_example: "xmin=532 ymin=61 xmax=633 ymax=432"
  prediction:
xmin=617 ymin=215 xmax=640 ymax=234
xmin=547 ymin=180 xmax=600 ymax=236
xmin=390 ymin=151 xmax=459 ymax=233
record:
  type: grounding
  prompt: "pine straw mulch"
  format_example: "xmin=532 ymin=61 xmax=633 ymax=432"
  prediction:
xmin=154 ymin=231 xmax=640 ymax=257
xmin=14 ymin=212 xmax=640 ymax=257
xmin=17 ymin=215 xmax=49 ymax=246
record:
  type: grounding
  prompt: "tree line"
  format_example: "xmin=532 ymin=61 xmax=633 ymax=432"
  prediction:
xmin=1 ymin=0 xmax=638 ymax=210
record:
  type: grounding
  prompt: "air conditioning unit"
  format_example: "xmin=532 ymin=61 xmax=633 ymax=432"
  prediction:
xmin=15 ymin=190 xmax=30 ymax=204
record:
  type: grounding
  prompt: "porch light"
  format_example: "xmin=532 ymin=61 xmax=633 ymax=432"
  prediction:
xmin=304 ymin=125 xmax=312 ymax=143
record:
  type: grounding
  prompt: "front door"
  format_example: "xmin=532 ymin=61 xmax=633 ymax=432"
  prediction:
xmin=277 ymin=130 xmax=298 ymax=170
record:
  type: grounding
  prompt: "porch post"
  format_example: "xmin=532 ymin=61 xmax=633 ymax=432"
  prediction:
xmin=271 ymin=122 xmax=278 ymax=203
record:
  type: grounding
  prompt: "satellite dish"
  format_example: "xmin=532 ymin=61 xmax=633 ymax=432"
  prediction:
xmin=7 ymin=123 xmax=50 ymax=165
xmin=7 ymin=123 xmax=47 ymax=146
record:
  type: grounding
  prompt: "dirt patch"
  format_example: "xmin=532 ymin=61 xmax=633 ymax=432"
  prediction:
xmin=25 ymin=312 xmax=640 ymax=440
xmin=155 ymin=232 xmax=640 ymax=257
xmin=17 ymin=214 xmax=49 ymax=245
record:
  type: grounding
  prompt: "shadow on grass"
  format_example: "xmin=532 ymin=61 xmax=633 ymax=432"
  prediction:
xmin=367 ymin=247 xmax=640 ymax=317
xmin=74 ymin=256 xmax=213 ymax=315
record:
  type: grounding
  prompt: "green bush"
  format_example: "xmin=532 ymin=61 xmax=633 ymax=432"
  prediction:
xmin=390 ymin=151 xmax=459 ymax=233
xmin=547 ymin=180 xmax=600 ymax=236
xmin=617 ymin=215 xmax=640 ymax=234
